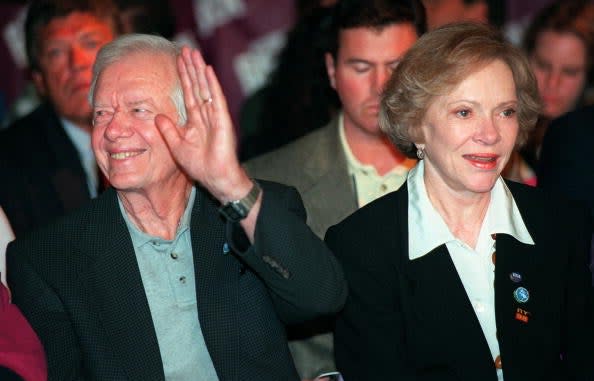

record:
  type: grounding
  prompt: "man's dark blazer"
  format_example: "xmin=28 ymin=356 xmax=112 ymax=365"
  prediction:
xmin=7 ymin=182 xmax=347 ymax=381
xmin=538 ymin=105 xmax=594 ymax=224
xmin=328 ymin=181 xmax=594 ymax=381
xmin=0 ymin=103 xmax=91 ymax=236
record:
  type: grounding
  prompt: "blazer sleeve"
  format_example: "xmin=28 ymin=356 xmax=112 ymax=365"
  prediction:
xmin=326 ymin=221 xmax=415 ymax=381
xmin=7 ymin=241 xmax=86 ymax=381
xmin=228 ymin=181 xmax=347 ymax=325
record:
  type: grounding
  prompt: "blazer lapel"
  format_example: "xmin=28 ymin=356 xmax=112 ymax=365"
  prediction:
xmin=43 ymin=105 xmax=91 ymax=203
xmin=51 ymin=168 xmax=92 ymax=211
xmin=395 ymin=186 xmax=497 ymax=380
xmin=79 ymin=190 xmax=164 ymax=380
xmin=191 ymin=188 xmax=240 ymax=380
xmin=495 ymin=233 xmax=544 ymax=380
xmin=303 ymin=118 xmax=357 ymax=234
xmin=494 ymin=181 xmax=564 ymax=381
xmin=305 ymin=168 xmax=356 ymax=232
xmin=403 ymin=246 xmax=497 ymax=380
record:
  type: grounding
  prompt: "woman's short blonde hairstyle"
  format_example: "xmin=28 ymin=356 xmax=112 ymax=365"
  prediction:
xmin=379 ymin=22 xmax=541 ymax=158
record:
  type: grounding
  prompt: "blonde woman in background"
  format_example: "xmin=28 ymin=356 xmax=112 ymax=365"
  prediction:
xmin=504 ymin=0 xmax=594 ymax=185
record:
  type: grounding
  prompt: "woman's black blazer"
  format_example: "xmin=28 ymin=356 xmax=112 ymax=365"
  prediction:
xmin=328 ymin=181 xmax=594 ymax=381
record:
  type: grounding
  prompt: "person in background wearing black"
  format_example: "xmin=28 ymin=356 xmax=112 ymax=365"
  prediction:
xmin=0 ymin=0 xmax=117 ymax=236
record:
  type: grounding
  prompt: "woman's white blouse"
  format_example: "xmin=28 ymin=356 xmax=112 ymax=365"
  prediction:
xmin=408 ymin=161 xmax=534 ymax=381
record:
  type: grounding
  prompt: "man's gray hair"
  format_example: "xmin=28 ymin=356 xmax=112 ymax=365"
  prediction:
xmin=88 ymin=33 xmax=187 ymax=124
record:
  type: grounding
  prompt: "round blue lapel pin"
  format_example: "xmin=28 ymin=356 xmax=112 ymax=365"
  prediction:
xmin=513 ymin=287 xmax=530 ymax=303
xmin=509 ymin=272 xmax=522 ymax=283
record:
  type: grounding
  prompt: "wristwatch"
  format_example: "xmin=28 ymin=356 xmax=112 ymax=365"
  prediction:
xmin=218 ymin=180 xmax=262 ymax=222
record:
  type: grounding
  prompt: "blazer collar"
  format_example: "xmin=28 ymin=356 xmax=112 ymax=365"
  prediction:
xmin=76 ymin=186 xmax=268 ymax=380
xmin=36 ymin=103 xmax=92 ymax=204
xmin=78 ymin=188 xmax=165 ymax=379
xmin=394 ymin=185 xmax=498 ymax=380
xmin=408 ymin=162 xmax=534 ymax=261
xmin=493 ymin=185 xmax=549 ymax=380
xmin=396 ymin=182 xmax=551 ymax=380
xmin=303 ymin=116 xmax=358 ymax=232
xmin=38 ymin=103 xmax=88 ymax=175
xmin=188 ymin=188 xmax=240 ymax=380
xmin=302 ymin=115 xmax=348 ymax=181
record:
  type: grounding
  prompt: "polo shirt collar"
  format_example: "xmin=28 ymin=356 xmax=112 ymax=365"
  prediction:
xmin=118 ymin=186 xmax=196 ymax=248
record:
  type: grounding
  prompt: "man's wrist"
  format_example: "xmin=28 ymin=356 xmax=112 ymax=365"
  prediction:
xmin=207 ymin=167 xmax=253 ymax=203
xmin=218 ymin=180 xmax=262 ymax=222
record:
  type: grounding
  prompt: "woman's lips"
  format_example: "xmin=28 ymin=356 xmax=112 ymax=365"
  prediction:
xmin=462 ymin=153 xmax=499 ymax=169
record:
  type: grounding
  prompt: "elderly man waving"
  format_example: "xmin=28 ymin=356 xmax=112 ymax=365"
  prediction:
xmin=7 ymin=34 xmax=346 ymax=381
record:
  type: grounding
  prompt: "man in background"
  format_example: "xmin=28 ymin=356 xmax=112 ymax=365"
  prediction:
xmin=538 ymin=105 xmax=594 ymax=282
xmin=245 ymin=0 xmax=425 ymax=378
xmin=0 ymin=0 xmax=117 ymax=236
xmin=422 ymin=0 xmax=488 ymax=30
xmin=539 ymin=106 xmax=594 ymax=223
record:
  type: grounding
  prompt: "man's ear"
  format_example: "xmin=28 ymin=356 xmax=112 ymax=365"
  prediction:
xmin=325 ymin=52 xmax=337 ymax=89
xmin=31 ymin=70 xmax=47 ymax=98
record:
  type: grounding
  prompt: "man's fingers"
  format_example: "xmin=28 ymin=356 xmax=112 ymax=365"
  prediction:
xmin=181 ymin=47 xmax=209 ymax=103
xmin=177 ymin=52 xmax=197 ymax=110
xmin=181 ymin=47 xmax=199 ymax=99
xmin=191 ymin=49 xmax=211 ymax=101
xmin=155 ymin=114 xmax=182 ymax=151
xmin=205 ymin=65 xmax=228 ymax=112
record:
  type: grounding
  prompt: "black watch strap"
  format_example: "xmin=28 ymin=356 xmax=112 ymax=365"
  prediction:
xmin=218 ymin=181 xmax=262 ymax=222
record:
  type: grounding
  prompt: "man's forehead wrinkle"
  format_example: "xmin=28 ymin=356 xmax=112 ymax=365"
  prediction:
xmin=95 ymin=78 xmax=165 ymax=108
xmin=127 ymin=99 xmax=152 ymax=105
xmin=92 ymin=51 xmax=177 ymax=113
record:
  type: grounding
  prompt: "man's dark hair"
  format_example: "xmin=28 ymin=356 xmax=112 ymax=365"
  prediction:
xmin=114 ymin=0 xmax=175 ymax=39
xmin=327 ymin=0 xmax=426 ymax=58
xmin=25 ymin=0 xmax=118 ymax=72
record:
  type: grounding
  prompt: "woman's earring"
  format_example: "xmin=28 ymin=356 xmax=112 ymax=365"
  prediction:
xmin=416 ymin=146 xmax=425 ymax=160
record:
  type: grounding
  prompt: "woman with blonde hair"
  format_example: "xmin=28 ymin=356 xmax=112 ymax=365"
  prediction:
xmin=505 ymin=0 xmax=594 ymax=185
xmin=330 ymin=22 xmax=594 ymax=380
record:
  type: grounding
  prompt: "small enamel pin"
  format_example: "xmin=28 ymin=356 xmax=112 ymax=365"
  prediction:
xmin=223 ymin=242 xmax=230 ymax=254
xmin=513 ymin=286 xmax=530 ymax=303
xmin=509 ymin=272 xmax=522 ymax=283
xmin=515 ymin=307 xmax=530 ymax=323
